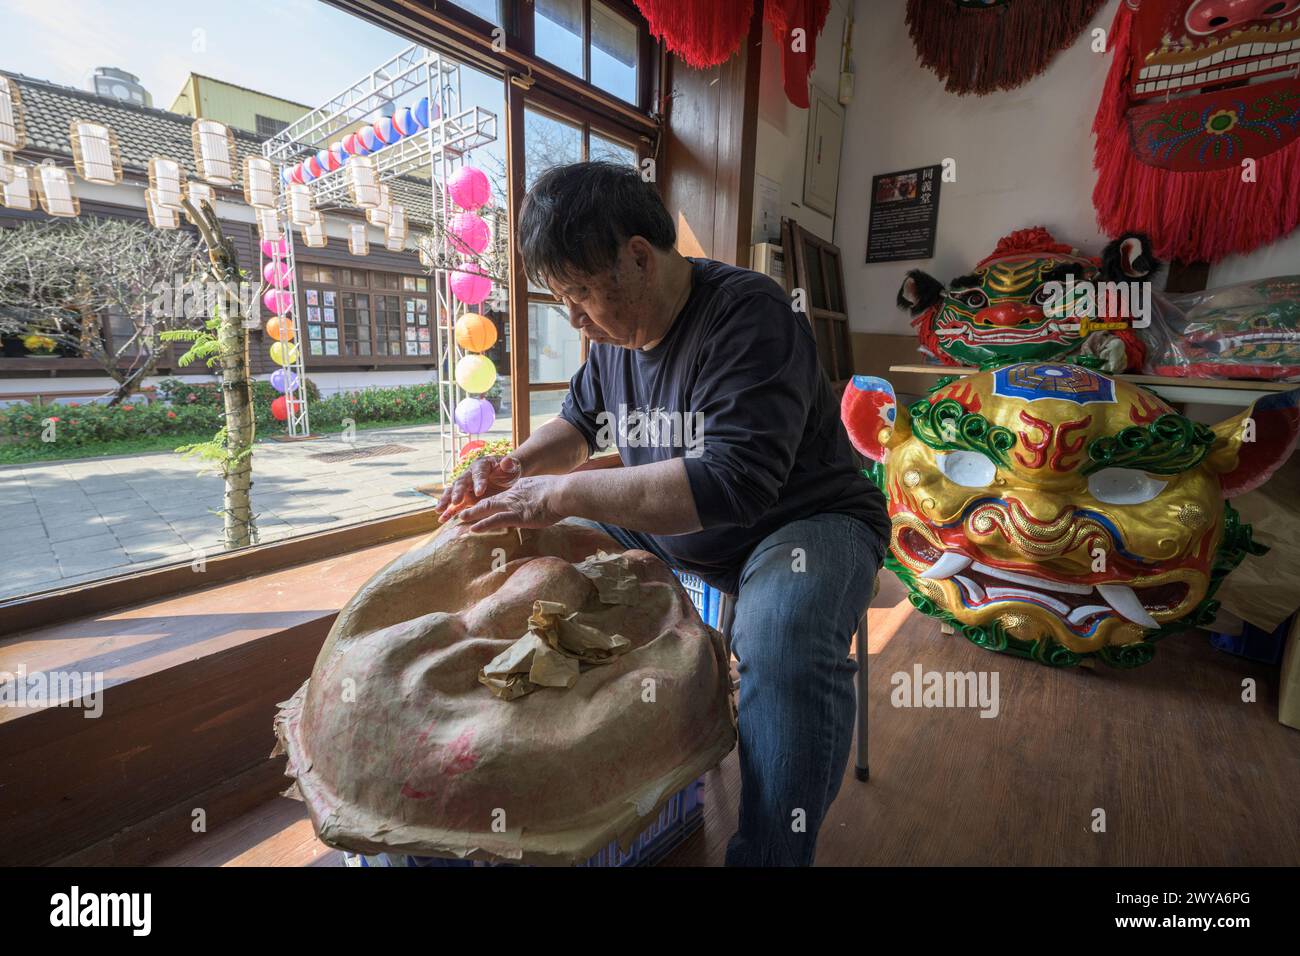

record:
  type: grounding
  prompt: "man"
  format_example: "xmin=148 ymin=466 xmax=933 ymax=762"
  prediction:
xmin=437 ymin=161 xmax=890 ymax=866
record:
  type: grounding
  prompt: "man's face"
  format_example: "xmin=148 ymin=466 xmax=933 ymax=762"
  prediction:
xmin=545 ymin=243 xmax=654 ymax=349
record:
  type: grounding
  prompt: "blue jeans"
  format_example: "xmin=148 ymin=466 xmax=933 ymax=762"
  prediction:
xmin=576 ymin=512 xmax=881 ymax=866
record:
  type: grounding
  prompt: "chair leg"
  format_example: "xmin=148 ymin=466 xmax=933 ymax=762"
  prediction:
xmin=855 ymin=611 xmax=869 ymax=781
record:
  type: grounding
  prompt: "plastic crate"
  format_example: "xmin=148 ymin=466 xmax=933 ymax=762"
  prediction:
xmin=342 ymin=778 xmax=704 ymax=868
xmin=675 ymin=571 xmax=722 ymax=628
xmin=1210 ymin=614 xmax=1292 ymax=665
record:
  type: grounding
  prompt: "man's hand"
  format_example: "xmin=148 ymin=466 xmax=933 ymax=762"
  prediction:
xmin=455 ymin=475 xmax=566 ymax=533
xmin=436 ymin=454 xmax=522 ymax=522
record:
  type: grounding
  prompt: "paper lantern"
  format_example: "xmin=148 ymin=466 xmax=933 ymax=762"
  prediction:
xmin=455 ymin=397 xmax=496 ymax=435
xmin=271 ymin=394 xmax=300 ymax=422
xmin=455 ymin=353 xmax=497 ymax=394
xmin=192 ymin=119 xmax=236 ymax=186
xmin=1 ymin=164 xmax=35 ymax=212
xmin=0 ymin=149 xmax=13 ymax=186
xmin=316 ymin=148 xmax=335 ymax=173
xmin=366 ymin=202 xmax=390 ymax=229
xmin=358 ymin=126 xmax=380 ymax=154
xmin=330 ymin=142 xmax=348 ymax=168
xmin=257 ymin=207 xmax=285 ymax=243
xmin=349 ymin=222 xmax=370 ymax=257
xmin=414 ymin=96 xmax=436 ymax=129
xmin=34 ymin=164 xmax=77 ymax=217
xmin=148 ymin=157 xmax=184 ymax=209
xmin=448 ymin=165 xmax=490 ymax=210
xmin=454 ymin=312 xmax=497 ymax=352
xmin=449 ymin=211 xmax=490 ymax=255
xmin=263 ymin=290 xmax=293 ymax=314
xmin=343 ymin=133 xmax=361 ymax=156
xmin=263 ymin=260 xmax=293 ymax=288
xmin=270 ymin=368 xmax=299 ymax=393
xmin=242 ymin=155 xmax=277 ymax=208
xmin=450 ymin=262 xmax=492 ymax=305
xmin=260 ymin=235 xmax=291 ymax=258
xmin=373 ymin=116 xmax=397 ymax=145
xmin=459 ymin=439 xmax=485 ymax=459
xmin=304 ymin=155 xmax=323 ymax=182
xmin=301 ymin=212 xmax=327 ymax=249
xmin=348 ymin=154 xmax=380 ymax=208
xmin=183 ymin=181 xmax=215 ymax=224
xmin=394 ymin=106 xmax=417 ymax=137
xmin=0 ymin=78 xmax=27 ymax=151
xmin=288 ymin=182 xmax=314 ymax=227
xmin=69 ymin=120 xmax=122 ymax=185
xmin=145 ymin=188 xmax=179 ymax=230
xmin=265 ymin=315 xmax=295 ymax=342
xmin=270 ymin=341 xmax=300 ymax=366
xmin=280 ymin=165 xmax=293 ymax=186
xmin=385 ymin=203 xmax=407 ymax=252
xmin=289 ymin=163 xmax=306 ymax=185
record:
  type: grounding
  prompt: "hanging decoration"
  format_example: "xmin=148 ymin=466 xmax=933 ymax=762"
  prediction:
xmin=191 ymin=118 xmax=237 ymax=186
xmin=349 ymin=222 xmax=370 ymax=257
xmin=449 ymin=210 xmax=490 ymax=255
xmin=301 ymin=211 xmax=327 ymax=248
xmin=0 ymin=77 xmax=27 ymax=152
xmin=450 ymin=261 xmax=492 ymax=305
xmin=148 ymin=157 xmax=184 ymax=209
xmin=0 ymin=150 xmax=13 ymax=186
xmin=385 ymin=202 xmax=408 ymax=251
xmin=288 ymin=181 xmax=315 ymax=227
xmin=842 ymin=364 xmax=1300 ymax=668
xmin=765 ymin=0 xmax=832 ymax=108
xmin=1093 ymin=0 xmax=1300 ymax=264
xmin=633 ymin=0 xmax=754 ymax=69
xmin=283 ymin=95 xmax=435 ymax=186
xmin=455 ymin=352 xmax=497 ymax=393
xmin=447 ymin=165 xmax=491 ymax=210
xmin=906 ymin=0 xmax=1106 ymax=97
xmin=145 ymin=187 xmax=180 ymax=230
xmin=256 ymin=205 xmax=284 ymax=242
xmin=34 ymin=162 xmax=78 ymax=217
xmin=1 ymin=163 xmax=35 ymax=211
xmin=68 ymin=120 xmax=122 ymax=185
xmin=348 ymin=154 xmax=381 ymax=208
xmin=454 ymin=396 xmax=496 ymax=435
xmin=899 ymin=226 xmax=1160 ymax=373
xmin=454 ymin=312 xmax=498 ymax=352
xmin=243 ymin=155 xmax=278 ymax=208
xmin=183 ymin=181 xmax=215 ymax=224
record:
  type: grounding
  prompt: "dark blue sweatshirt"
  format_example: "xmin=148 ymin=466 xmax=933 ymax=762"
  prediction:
xmin=560 ymin=257 xmax=890 ymax=594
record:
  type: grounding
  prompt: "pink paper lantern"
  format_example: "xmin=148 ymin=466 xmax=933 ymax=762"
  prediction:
xmin=450 ymin=262 xmax=492 ymax=305
xmin=449 ymin=211 xmax=490 ymax=255
xmin=448 ymin=166 xmax=490 ymax=210
xmin=263 ymin=290 xmax=293 ymax=314
xmin=263 ymin=260 xmax=294 ymax=288
xmin=260 ymin=237 xmax=290 ymax=258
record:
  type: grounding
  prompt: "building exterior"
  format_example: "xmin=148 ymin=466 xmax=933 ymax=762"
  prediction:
xmin=0 ymin=69 xmax=510 ymax=408
xmin=168 ymin=73 xmax=311 ymax=138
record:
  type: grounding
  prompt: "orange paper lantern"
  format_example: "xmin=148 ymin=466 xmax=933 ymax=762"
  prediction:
xmin=265 ymin=315 xmax=295 ymax=342
xmin=454 ymin=312 xmax=497 ymax=353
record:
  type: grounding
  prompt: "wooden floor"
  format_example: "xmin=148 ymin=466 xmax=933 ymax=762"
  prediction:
xmin=156 ymin=574 xmax=1300 ymax=866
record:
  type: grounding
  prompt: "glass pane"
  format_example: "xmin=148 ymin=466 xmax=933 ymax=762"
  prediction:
xmin=524 ymin=107 xmax=583 ymax=191
xmin=450 ymin=0 xmax=502 ymax=26
xmin=528 ymin=388 xmax=570 ymax=435
xmin=535 ymin=0 xmax=583 ymax=77
xmin=591 ymin=1 xmax=638 ymax=103
xmin=528 ymin=299 xmax=582 ymax=384
xmin=589 ymin=132 xmax=636 ymax=168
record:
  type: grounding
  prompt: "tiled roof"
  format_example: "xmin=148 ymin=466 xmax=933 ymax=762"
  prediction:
xmin=4 ymin=71 xmax=439 ymax=226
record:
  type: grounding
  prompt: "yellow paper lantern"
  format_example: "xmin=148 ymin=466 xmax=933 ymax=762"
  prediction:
xmin=454 ymin=312 xmax=497 ymax=353
xmin=456 ymin=353 xmax=497 ymax=394
xmin=265 ymin=315 xmax=295 ymax=342
xmin=270 ymin=341 xmax=299 ymax=366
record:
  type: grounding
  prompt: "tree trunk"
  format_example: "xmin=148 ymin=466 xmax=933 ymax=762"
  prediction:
xmin=218 ymin=295 xmax=255 ymax=549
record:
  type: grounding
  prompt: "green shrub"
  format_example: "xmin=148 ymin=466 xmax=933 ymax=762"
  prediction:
xmin=0 ymin=398 xmax=214 ymax=447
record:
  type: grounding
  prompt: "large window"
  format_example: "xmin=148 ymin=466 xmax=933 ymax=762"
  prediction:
xmin=299 ymin=264 xmax=434 ymax=360
xmin=534 ymin=0 xmax=641 ymax=104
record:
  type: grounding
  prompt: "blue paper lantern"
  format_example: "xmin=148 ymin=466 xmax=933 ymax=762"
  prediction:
xmin=330 ymin=142 xmax=348 ymax=167
xmin=270 ymin=368 xmax=299 ymax=393
xmin=359 ymin=126 xmax=380 ymax=153
xmin=414 ymin=96 xmax=431 ymax=129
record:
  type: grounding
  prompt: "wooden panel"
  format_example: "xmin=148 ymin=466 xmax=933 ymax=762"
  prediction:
xmin=850 ymin=332 xmax=936 ymax=399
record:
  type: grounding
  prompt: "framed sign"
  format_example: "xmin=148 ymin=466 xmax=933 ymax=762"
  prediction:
xmin=865 ymin=164 xmax=941 ymax=264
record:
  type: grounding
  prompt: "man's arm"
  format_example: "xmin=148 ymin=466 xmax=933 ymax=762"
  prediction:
xmin=556 ymin=458 xmax=702 ymax=534
xmin=512 ymin=416 xmax=592 ymax=478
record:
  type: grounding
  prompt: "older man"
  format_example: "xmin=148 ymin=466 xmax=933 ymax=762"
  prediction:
xmin=437 ymin=161 xmax=889 ymax=865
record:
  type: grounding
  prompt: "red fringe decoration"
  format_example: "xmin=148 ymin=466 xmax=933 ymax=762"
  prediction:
xmin=1092 ymin=3 xmax=1300 ymax=264
xmin=765 ymin=0 xmax=831 ymax=109
xmin=634 ymin=0 xmax=754 ymax=69
xmin=906 ymin=0 xmax=1105 ymax=96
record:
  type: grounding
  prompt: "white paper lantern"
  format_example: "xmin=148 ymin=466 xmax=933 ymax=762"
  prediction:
xmin=191 ymin=118 xmax=236 ymax=186
xmin=365 ymin=201 xmax=390 ymax=229
xmin=145 ymin=188 xmax=180 ymax=230
xmin=256 ymin=205 xmax=283 ymax=241
xmin=343 ymin=222 xmax=367 ymax=256
xmin=69 ymin=120 xmax=122 ymax=185
xmin=288 ymin=182 xmax=315 ymax=227
xmin=34 ymin=163 xmax=78 ymax=217
xmin=0 ymin=149 xmax=13 ymax=186
xmin=1 ymin=163 xmax=35 ymax=211
xmin=301 ymin=211 xmax=327 ymax=248
xmin=348 ymin=154 xmax=380 ymax=209
xmin=242 ymin=155 xmax=277 ymax=208
xmin=184 ymin=181 xmax=215 ymax=223
xmin=0 ymin=77 xmax=27 ymax=152
xmin=148 ymin=157 xmax=184 ymax=209
xmin=385 ymin=203 xmax=407 ymax=252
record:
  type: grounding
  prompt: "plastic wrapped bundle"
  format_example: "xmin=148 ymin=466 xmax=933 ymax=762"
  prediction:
xmin=1143 ymin=277 xmax=1300 ymax=383
xmin=274 ymin=519 xmax=736 ymax=865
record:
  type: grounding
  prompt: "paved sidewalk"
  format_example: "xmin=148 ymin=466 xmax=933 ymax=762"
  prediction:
xmin=0 ymin=422 xmax=508 ymax=601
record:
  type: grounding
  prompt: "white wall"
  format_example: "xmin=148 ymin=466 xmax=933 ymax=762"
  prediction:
xmin=834 ymin=0 xmax=1300 ymax=334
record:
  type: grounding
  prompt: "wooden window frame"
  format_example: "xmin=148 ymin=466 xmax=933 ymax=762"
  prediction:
xmin=297 ymin=264 xmax=437 ymax=366
xmin=782 ymin=217 xmax=853 ymax=387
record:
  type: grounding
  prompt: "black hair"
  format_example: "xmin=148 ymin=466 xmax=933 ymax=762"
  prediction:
xmin=517 ymin=161 xmax=676 ymax=288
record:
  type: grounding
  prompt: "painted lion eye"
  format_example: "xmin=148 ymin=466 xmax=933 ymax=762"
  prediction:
xmin=955 ymin=290 xmax=988 ymax=309
xmin=937 ymin=451 xmax=996 ymax=488
xmin=1087 ymin=468 xmax=1168 ymax=505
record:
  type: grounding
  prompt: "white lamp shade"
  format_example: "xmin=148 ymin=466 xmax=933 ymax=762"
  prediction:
xmin=148 ymin=157 xmax=184 ymax=209
xmin=69 ymin=120 xmax=122 ymax=185
xmin=365 ymin=202 xmax=390 ymax=229
xmin=288 ymin=182 xmax=315 ymax=227
xmin=384 ymin=203 xmax=407 ymax=252
xmin=349 ymin=222 xmax=369 ymax=256
xmin=35 ymin=164 xmax=78 ymax=217
xmin=301 ymin=212 xmax=327 ymax=248
xmin=242 ymin=155 xmax=277 ymax=208
xmin=0 ymin=77 xmax=27 ymax=152
xmin=192 ymin=118 xmax=237 ymax=186
xmin=184 ymin=181 xmax=215 ymax=223
xmin=348 ymin=155 xmax=380 ymax=209
xmin=256 ymin=205 xmax=284 ymax=241
xmin=0 ymin=149 xmax=13 ymax=186
xmin=145 ymin=188 xmax=180 ymax=230
xmin=1 ymin=163 xmax=35 ymax=211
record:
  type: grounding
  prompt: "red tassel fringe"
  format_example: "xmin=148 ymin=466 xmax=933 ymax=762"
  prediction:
xmin=1092 ymin=3 xmax=1300 ymax=263
xmin=634 ymin=0 xmax=754 ymax=69
xmin=906 ymin=0 xmax=1105 ymax=96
